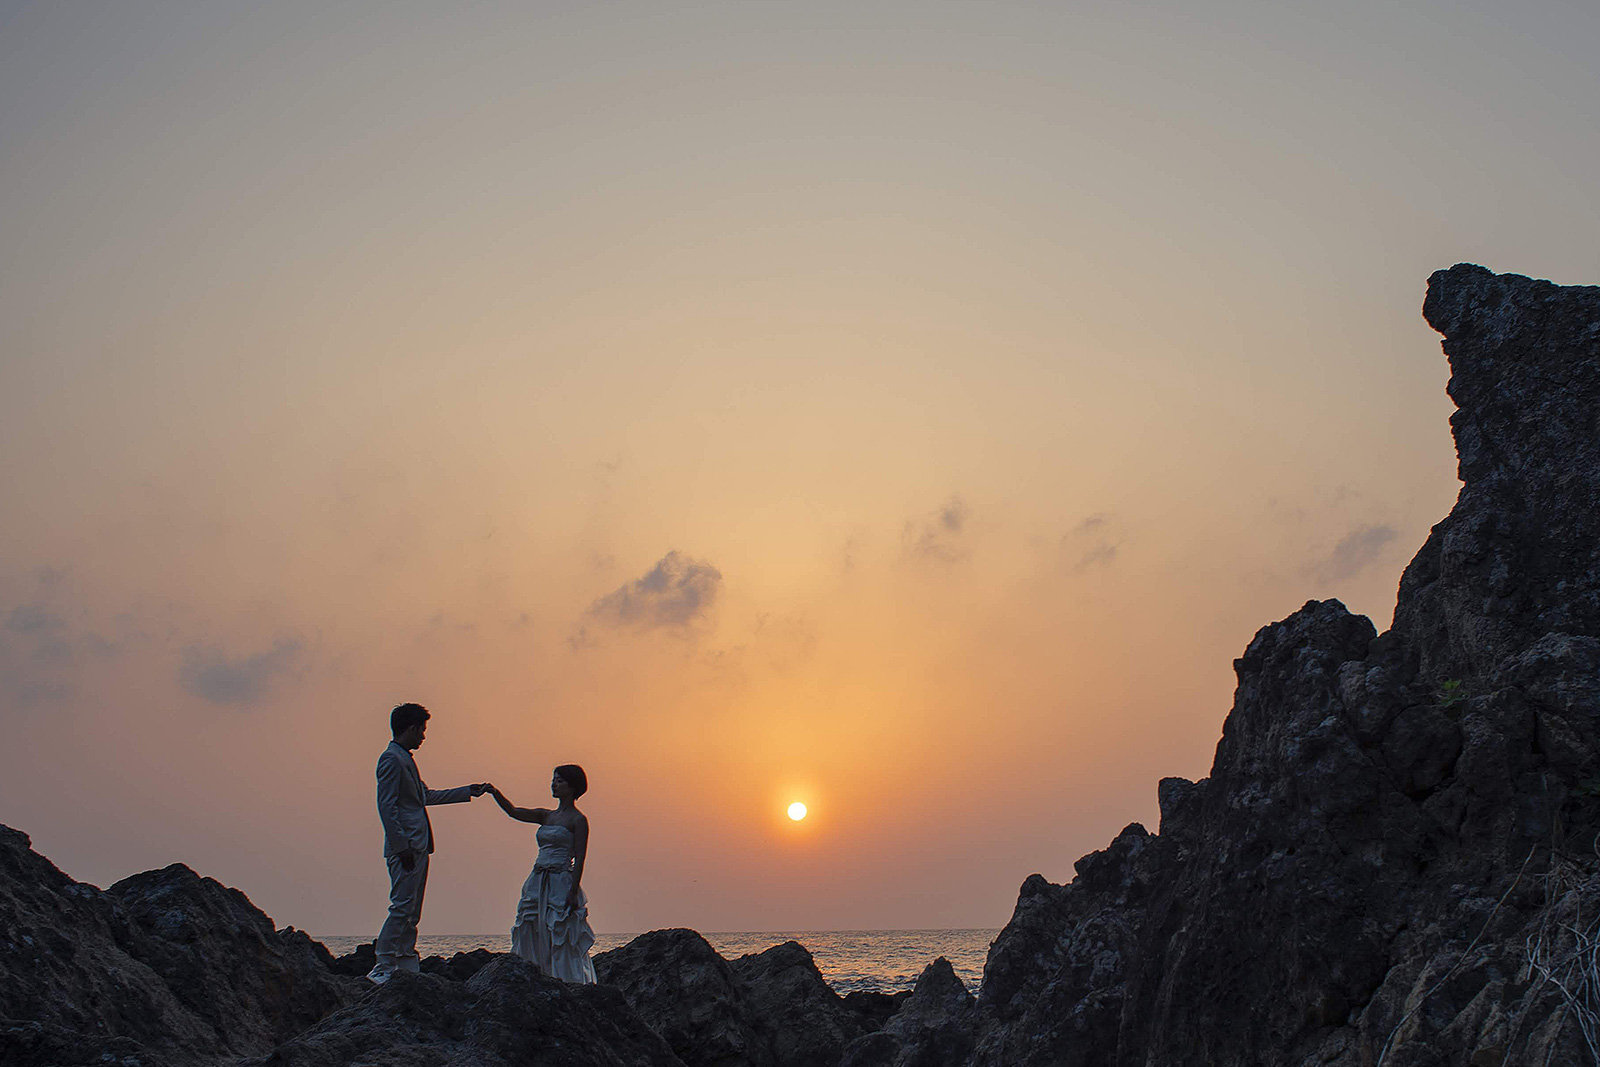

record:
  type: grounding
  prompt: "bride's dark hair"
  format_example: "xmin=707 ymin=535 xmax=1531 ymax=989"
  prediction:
xmin=555 ymin=764 xmax=588 ymax=798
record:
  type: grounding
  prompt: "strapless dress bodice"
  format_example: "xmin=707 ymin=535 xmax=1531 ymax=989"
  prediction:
xmin=534 ymin=824 xmax=575 ymax=871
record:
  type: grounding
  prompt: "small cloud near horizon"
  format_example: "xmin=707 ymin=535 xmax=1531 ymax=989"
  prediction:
xmin=571 ymin=550 xmax=722 ymax=647
xmin=0 ymin=569 xmax=121 ymax=710
xmin=7 ymin=603 xmax=68 ymax=637
xmin=903 ymin=496 xmax=971 ymax=564
xmin=1065 ymin=512 xmax=1121 ymax=572
xmin=1315 ymin=523 xmax=1398 ymax=582
xmin=1070 ymin=514 xmax=1109 ymax=536
xmin=179 ymin=637 xmax=303 ymax=707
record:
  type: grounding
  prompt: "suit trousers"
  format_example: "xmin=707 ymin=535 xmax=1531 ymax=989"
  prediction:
xmin=372 ymin=852 xmax=429 ymax=977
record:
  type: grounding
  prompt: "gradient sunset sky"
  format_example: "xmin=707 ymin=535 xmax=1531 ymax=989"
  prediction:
xmin=3 ymin=1 xmax=1598 ymax=937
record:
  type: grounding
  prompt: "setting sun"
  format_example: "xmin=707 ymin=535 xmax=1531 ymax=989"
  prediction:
xmin=787 ymin=802 xmax=808 ymax=821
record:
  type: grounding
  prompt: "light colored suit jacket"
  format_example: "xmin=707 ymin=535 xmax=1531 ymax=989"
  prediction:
xmin=376 ymin=740 xmax=472 ymax=856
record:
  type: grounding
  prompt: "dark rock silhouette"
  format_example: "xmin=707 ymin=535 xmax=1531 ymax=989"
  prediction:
xmin=594 ymin=928 xmax=776 ymax=1067
xmin=591 ymin=930 xmax=870 ymax=1067
xmin=0 ymin=825 xmax=358 ymax=1066
xmin=6 ymin=263 xmax=1600 ymax=1065
xmin=329 ymin=939 xmax=495 ymax=981
xmin=420 ymin=945 xmax=499 ymax=982
xmin=731 ymin=940 xmax=868 ymax=1067
xmin=966 ymin=264 xmax=1600 ymax=1065
xmin=841 ymin=957 xmax=976 ymax=1067
xmin=840 ymin=989 xmax=913 ymax=1033
xmin=107 ymin=864 xmax=351 ymax=1053
xmin=326 ymin=939 xmax=375 ymax=976
xmin=245 ymin=955 xmax=683 ymax=1067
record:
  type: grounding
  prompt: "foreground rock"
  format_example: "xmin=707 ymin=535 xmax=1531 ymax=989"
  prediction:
xmin=595 ymin=928 xmax=774 ymax=1067
xmin=247 ymin=955 xmax=684 ymax=1067
xmin=0 ymin=825 xmax=359 ymax=1066
xmin=595 ymin=930 xmax=871 ymax=1067
xmin=841 ymin=958 xmax=975 ymax=1067
xmin=731 ymin=940 xmax=868 ymax=1067
xmin=330 ymin=940 xmax=499 ymax=983
xmin=971 ymin=264 xmax=1600 ymax=1065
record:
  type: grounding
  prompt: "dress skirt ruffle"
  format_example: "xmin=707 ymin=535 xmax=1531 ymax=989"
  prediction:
xmin=510 ymin=864 xmax=596 ymax=983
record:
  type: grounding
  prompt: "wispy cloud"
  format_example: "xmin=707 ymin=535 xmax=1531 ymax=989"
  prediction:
xmin=1070 ymin=514 xmax=1108 ymax=537
xmin=1064 ymin=512 xmax=1121 ymax=572
xmin=178 ymin=638 xmax=303 ymax=707
xmin=903 ymin=496 xmax=971 ymax=564
xmin=0 ymin=570 xmax=120 ymax=710
xmin=7 ymin=603 xmax=67 ymax=636
xmin=572 ymin=551 xmax=722 ymax=646
xmin=1314 ymin=523 xmax=1397 ymax=581
xmin=1074 ymin=542 xmax=1118 ymax=572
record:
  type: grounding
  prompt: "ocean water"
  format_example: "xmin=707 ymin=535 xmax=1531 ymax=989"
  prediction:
xmin=319 ymin=929 xmax=999 ymax=994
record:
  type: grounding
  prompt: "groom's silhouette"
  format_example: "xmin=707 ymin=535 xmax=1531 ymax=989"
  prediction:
xmin=370 ymin=702 xmax=488 ymax=984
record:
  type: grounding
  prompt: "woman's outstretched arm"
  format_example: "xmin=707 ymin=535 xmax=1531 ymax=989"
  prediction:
xmin=489 ymin=785 xmax=548 ymax=824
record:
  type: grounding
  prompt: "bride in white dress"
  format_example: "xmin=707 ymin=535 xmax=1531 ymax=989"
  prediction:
xmin=487 ymin=765 xmax=596 ymax=983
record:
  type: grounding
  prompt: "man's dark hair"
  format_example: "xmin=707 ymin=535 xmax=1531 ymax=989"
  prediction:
xmin=391 ymin=702 xmax=431 ymax=736
xmin=555 ymin=764 xmax=588 ymax=799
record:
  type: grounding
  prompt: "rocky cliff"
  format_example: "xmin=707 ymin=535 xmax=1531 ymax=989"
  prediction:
xmin=966 ymin=264 xmax=1600 ymax=1066
xmin=3 ymin=264 xmax=1597 ymax=1065
xmin=0 ymin=823 xmax=355 ymax=1065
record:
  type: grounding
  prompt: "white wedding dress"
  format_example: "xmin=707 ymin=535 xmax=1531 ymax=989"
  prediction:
xmin=510 ymin=823 xmax=596 ymax=983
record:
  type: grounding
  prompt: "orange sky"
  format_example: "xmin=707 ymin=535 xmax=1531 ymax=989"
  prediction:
xmin=2 ymin=1 xmax=1598 ymax=935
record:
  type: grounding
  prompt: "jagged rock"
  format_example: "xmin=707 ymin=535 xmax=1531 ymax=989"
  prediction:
xmin=0 ymin=825 xmax=214 ymax=1065
xmin=332 ymin=940 xmax=497 ymax=983
xmin=1401 ymin=265 xmax=1600 ymax=684
xmin=840 ymin=989 xmax=911 ymax=1032
xmin=1154 ymin=776 xmax=1208 ymax=846
xmin=968 ymin=266 xmax=1600 ymax=1066
xmin=0 ymin=824 xmax=359 ymax=1066
xmin=840 ymin=958 xmax=975 ymax=1067
xmin=0 ymin=1019 xmax=177 ymax=1067
xmin=247 ymin=955 xmax=685 ymax=1066
xmin=595 ymin=931 xmax=870 ymax=1067
xmin=838 ymin=1032 xmax=901 ymax=1067
xmin=107 ymin=862 xmax=352 ymax=1053
xmin=328 ymin=940 xmax=375 ymax=977
xmin=421 ymin=947 xmax=498 ymax=982
xmin=595 ymin=928 xmax=775 ymax=1067
xmin=732 ymin=940 xmax=866 ymax=1067
xmin=975 ymin=822 xmax=1177 ymax=1066
xmin=334 ymin=943 xmax=514 ymax=983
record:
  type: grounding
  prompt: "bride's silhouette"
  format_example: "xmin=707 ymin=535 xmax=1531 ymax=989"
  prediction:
xmin=488 ymin=766 xmax=596 ymax=983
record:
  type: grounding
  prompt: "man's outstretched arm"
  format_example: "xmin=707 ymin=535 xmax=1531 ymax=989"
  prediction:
xmin=425 ymin=781 xmax=489 ymax=805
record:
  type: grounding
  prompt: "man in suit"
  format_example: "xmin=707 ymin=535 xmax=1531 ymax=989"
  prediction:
xmin=370 ymin=702 xmax=491 ymax=984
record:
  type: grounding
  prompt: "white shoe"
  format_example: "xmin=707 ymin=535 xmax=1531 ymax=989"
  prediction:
xmin=367 ymin=968 xmax=392 ymax=985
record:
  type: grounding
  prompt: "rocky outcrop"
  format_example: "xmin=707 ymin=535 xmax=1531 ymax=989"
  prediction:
xmin=840 ymin=989 xmax=912 ymax=1033
xmin=970 ymin=264 xmax=1600 ymax=1066
xmin=595 ymin=928 xmax=776 ymax=1067
xmin=593 ymin=930 xmax=871 ymax=1067
xmin=731 ymin=941 xmax=868 ymax=1067
xmin=842 ymin=958 xmax=976 ymax=1067
xmin=329 ymin=939 xmax=499 ymax=982
xmin=246 ymin=955 xmax=684 ymax=1067
xmin=106 ymin=863 xmax=352 ymax=1054
xmin=0 ymin=825 xmax=359 ymax=1066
